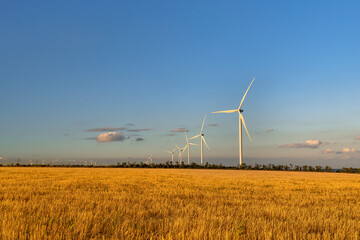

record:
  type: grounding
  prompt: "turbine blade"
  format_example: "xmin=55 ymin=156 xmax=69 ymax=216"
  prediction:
xmin=184 ymin=131 xmax=188 ymax=142
xmin=175 ymin=144 xmax=180 ymax=150
xmin=240 ymin=113 xmax=252 ymax=142
xmin=212 ymin=110 xmax=237 ymax=114
xmin=202 ymin=136 xmax=210 ymax=150
xmin=239 ymin=78 xmax=255 ymax=109
xmin=183 ymin=145 xmax=188 ymax=151
xmin=189 ymin=143 xmax=198 ymax=146
xmin=200 ymin=114 xmax=207 ymax=133
xmin=189 ymin=134 xmax=201 ymax=140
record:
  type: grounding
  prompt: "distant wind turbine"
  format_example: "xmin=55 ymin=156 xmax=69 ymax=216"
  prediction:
xmin=190 ymin=115 xmax=210 ymax=166
xmin=184 ymin=131 xmax=197 ymax=165
xmin=166 ymin=147 xmax=176 ymax=164
xmin=147 ymin=154 xmax=153 ymax=164
xmin=175 ymin=144 xmax=187 ymax=164
xmin=212 ymin=78 xmax=255 ymax=166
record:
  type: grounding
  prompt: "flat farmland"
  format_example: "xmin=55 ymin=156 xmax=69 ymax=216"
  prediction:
xmin=0 ymin=168 xmax=359 ymax=239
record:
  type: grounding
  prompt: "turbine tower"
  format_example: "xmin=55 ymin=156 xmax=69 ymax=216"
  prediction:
xmin=185 ymin=131 xmax=197 ymax=165
xmin=166 ymin=147 xmax=176 ymax=164
xmin=212 ymin=78 xmax=254 ymax=167
xmin=190 ymin=115 xmax=210 ymax=166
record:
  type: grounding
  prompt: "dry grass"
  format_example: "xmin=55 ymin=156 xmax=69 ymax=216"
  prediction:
xmin=0 ymin=167 xmax=359 ymax=240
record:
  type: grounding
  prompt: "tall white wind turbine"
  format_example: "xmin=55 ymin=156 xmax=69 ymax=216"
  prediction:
xmin=190 ymin=115 xmax=210 ymax=166
xmin=166 ymin=147 xmax=176 ymax=164
xmin=212 ymin=78 xmax=254 ymax=166
xmin=184 ymin=131 xmax=197 ymax=165
xmin=175 ymin=144 xmax=187 ymax=164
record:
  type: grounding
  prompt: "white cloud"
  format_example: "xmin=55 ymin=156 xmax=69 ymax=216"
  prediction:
xmin=323 ymin=147 xmax=357 ymax=155
xmin=96 ymin=132 xmax=126 ymax=142
xmin=322 ymin=148 xmax=334 ymax=154
xmin=342 ymin=147 xmax=356 ymax=153
xmin=280 ymin=139 xmax=328 ymax=149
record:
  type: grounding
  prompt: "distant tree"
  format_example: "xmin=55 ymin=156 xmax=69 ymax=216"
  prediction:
xmin=245 ymin=164 xmax=252 ymax=170
xmin=324 ymin=166 xmax=332 ymax=172
xmin=302 ymin=165 xmax=308 ymax=171
xmin=315 ymin=166 xmax=322 ymax=172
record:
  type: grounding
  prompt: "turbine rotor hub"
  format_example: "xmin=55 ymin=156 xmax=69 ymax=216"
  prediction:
xmin=240 ymin=109 xmax=243 ymax=112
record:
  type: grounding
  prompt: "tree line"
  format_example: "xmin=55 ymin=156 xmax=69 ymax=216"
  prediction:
xmin=1 ymin=162 xmax=360 ymax=173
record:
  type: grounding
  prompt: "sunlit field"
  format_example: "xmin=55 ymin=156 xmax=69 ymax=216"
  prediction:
xmin=0 ymin=168 xmax=359 ymax=239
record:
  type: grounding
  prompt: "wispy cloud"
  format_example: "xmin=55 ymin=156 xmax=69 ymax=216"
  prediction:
xmin=0 ymin=156 xmax=3 ymax=160
xmin=96 ymin=132 xmax=126 ymax=142
xmin=127 ymin=123 xmax=134 ymax=126
xmin=171 ymin=128 xmax=188 ymax=133
xmin=136 ymin=137 xmax=144 ymax=142
xmin=355 ymin=136 xmax=360 ymax=140
xmin=255 ymin=129 xmax=276 ymax=135
xmin=322 ymin=148 xmax=334 ymax=154
xmin=208 ymin=124 xmax=218 ymax=127
xmin=280 ymin=140 xmax=328 ymax=149
xmin=166 ymin=133 xmax=175 ymax=136
xmin=87 ymin=127 xmax=126 ymax=132
xmin=127 ymin=128 xmax=151 ymax=132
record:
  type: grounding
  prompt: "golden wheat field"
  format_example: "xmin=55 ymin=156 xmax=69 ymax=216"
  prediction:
xmin=0 ymin=167 xmax=360 ymax=240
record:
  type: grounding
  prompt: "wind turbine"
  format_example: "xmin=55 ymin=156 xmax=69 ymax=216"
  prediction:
xmin=175 ymin=144 xmax=187 ymax=164
xmin=166 ymin=147 xmax=176 ymax=164
xmin=190 ymin=115 xmax=210 ymax=166
xmin=184 ymin=131 xmax=197 ymax=165
xmin=147 ymin=154 xmax=153 ymax=164
xmin=212 ymin=78 xmax=254 ymax=167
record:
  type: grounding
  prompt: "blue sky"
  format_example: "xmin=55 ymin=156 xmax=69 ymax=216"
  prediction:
xmin=1 ymin=1 xmax=360 ymax=167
